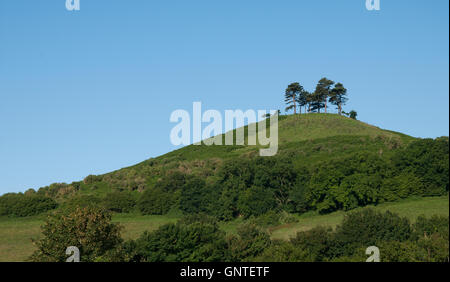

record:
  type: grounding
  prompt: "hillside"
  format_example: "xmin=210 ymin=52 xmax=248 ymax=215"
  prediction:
xmin=76 ymin=113 xmax=415 ymax=197
xmin=2 ymin=113 xmax=448 ymax=218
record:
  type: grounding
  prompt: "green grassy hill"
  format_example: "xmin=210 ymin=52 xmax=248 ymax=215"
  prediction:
xmin=70 ymin=113 xmax=415 ymax=198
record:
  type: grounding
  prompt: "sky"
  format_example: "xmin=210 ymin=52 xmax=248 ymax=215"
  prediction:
xmin=0 ymin=0 xmax=448 ymax=194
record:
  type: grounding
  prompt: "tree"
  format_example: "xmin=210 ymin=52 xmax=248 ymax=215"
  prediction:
xmin=296 ymin=89 xmax=309 ymax=114
xmin=138 ymin=187 xmax=174 ymax=215
xmin=314 ymin=78 xmax=334 ymax=113
xmin=309 ymin=90 xmax=325 ymax=113
xmin=349 ymin=110 xmax=357 ymax=119
xmin=284 ymin=83 xmax=303 ymax=114
xmin=133 ymin=216 xmax=231 ymax=262
xmin=29 ymin=207 xmax=123 ymax=262
xmin=304 ymin=91 xmax=313 ymax=113
xmin=329 ymin=83 xmax=348 ymax=115
xmin=103 ymin=191 xmax=136 ymax=213
xmin=0 ymin=193 xmax=57 ymax=217
xmin=333 ymin=208 xmax=411 ymax=257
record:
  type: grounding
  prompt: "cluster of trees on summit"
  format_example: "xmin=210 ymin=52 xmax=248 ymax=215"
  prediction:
xmin=284 ymin=77 xmax=357 ymax=119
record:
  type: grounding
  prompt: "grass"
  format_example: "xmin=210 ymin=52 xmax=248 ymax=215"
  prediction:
xmin=0 ymin=195 xmax=447 ymax=262
xmin=269 ymin=195 xmax=450 ymax=241
xmin=0 ymin=216 xmax=43 ymax=262
xmin=0 ymin=213 xmax=180 ymax=262
xmin=112 ymin=213 xmax=180 ymax=240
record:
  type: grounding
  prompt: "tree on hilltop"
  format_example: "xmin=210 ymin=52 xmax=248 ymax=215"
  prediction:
xmin=284 ymin=82 xmax=303 ymax=114
xmin=314 ymin=78 xmax=334 ymax=113
xmin=329 ymin=82 xmax=348 ymax=115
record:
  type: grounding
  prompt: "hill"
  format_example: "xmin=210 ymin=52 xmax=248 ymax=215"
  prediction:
xmin=1 ymin=113 xmax=447 ymax=219
xmin=78 ymin=113 xmax=415 ymax=196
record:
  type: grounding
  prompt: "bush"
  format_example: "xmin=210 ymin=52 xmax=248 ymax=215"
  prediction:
xmin=0 ymin=193 xmax=57 ymax=217
xmin=29 ymin=207 xmax=123 ymax=262
xmin=248 ymin=210 xmax=281 ymax=227
xmin=290 ymin=226 xmax=334 ymax=261
xmin=132 ymin=216 xmax=230 ymax=262
xmin=60 ymin=195 xmax=101 ymax=211
xmin=103 ymin=191 xmax=136 ymax=213
xmin=253 ymin=240 xmax=308 ymax=262
xmin=179 ymin=177 xmax=214 ymax=214
xmin=238 ymin=186 xmax=276 ymax=218
xmin=228 ymin=223 xmax=272 ymax=261
xmin=333 ymin=208 xmax=411 ymax=257
xmin=138 ymin=187 xmax=175 ymax=215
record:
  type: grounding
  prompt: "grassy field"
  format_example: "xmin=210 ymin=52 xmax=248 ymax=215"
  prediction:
xmin=269 ymin=196 xmax=450 ymax=240
xmin=0 ymin=195 xmax=448 ymax=262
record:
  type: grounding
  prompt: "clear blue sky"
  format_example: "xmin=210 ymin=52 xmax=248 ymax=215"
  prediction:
xmin=0 ymin=0 xmax=448 ymax=194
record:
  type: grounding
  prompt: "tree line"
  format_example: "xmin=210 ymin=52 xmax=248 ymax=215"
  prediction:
xmin=284 ymin=77 xmax=356 ymax=119
xmin=29 ymin=206 xmax=449 ymax=262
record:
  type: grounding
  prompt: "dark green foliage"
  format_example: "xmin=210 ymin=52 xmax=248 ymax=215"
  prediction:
xmin=138 ymin=187 xmax=175 ymax=215
xmin=29 ymin=207 xmax=123 ymax=262
xmin=132 ymin=215 xmax=230 ymax=262
xmin=103 ymin=191 xmax=136 ymax=213
xmin=61 ymin=194 xmax=102 ymax=210
xmin=284 ymin=82 xmax=303 ymax=114
xmin=289 ymin=226 xmax=334 ymax=261
xmin=179 ymin=176 xmax=216 ymax=214
xmin=391 ymin=137 xmax=449 ymax=196
xmin=380 ymin=173 xmax=423 ymax=201
xmin=228 ymin=223 xmax=272 ymax=261
xmin=83 ymin=174 xmax=103 ymax=185
xmin=0 ymin=193 xmax=57 ymax=217
xmin=252 ymin=240 xmax=309 ymax=262
xmin=412 ymin=215 xmax=449 ymax=240
xmin=333 ymin=208 xmax=411 ymax=257
xmin=137 ymin=171 xmax=187 ymax=215
xmin=237 ymin=186 xmax=276 ymax=218
xmin=312 ymin=77 xmax=334 ymax=113
xmin=248 ymin=210 xmax=282 ymax=227
xmin=329 ymin=82 xmax=348 ymax=115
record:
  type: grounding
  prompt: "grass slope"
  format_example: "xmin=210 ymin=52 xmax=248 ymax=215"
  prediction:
xmin=78 ymin=113 xmax=415 ymax=198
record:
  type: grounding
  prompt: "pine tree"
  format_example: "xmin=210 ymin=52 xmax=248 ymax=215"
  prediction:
xmin=296 ymin=88 xmax=309 ymax=114
xmin=329 ymin=82 xmax=348 ymax=115
xmin=284 ymin=83 xmax=303 ymax=114
xmin=314 ymin=78 xmax=334 ymax=113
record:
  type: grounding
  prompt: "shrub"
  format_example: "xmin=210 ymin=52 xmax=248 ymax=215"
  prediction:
xmin=60 ymin=195 xmax=101 ymax=211
xmin=138 ymin=187 xmax=175 ymax=215
xmin=133 ymin=216 xmax=230 ymax=262
xmin=333 ymin=208 xmax=411 ymax=257
xmin=290 ymin=226 xmax=334 ymax=261
xmin=237 ymin=186 xmax=276 ymax=218
xmin=0 ymin=193 xmax=57 ymax=217
xmin=228 ymin=223 xmax=272 ymax=261
xmin=103 ymin=191 xmax=136 ymax=213
xmin=29 ymin=207 xmax=123 ymax=262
